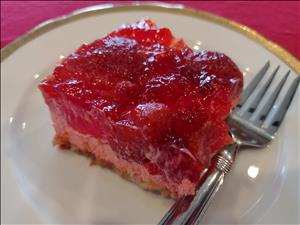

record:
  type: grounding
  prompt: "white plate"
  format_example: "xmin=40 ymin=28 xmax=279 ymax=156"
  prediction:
xmin=1 ymin=3 xmax=300 ymax=224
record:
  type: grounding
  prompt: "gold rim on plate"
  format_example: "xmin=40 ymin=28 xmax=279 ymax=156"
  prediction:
xmin=1 ymin=3 xmax=300 ymax=73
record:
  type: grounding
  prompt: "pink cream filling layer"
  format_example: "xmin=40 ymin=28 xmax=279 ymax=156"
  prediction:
xmin=51 ymin=109 xmax=196 ymax=197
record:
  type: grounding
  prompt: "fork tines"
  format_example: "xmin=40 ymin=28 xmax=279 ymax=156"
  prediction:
xmin=235 ymin=62 xmax=300 ymax=136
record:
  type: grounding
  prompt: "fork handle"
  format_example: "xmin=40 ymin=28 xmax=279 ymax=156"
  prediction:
xmin=158 ymin=144 xmax=238 ymax=225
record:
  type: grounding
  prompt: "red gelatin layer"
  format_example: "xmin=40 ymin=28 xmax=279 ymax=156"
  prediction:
xmin=39 ymin=20 xmax=243 ymax=198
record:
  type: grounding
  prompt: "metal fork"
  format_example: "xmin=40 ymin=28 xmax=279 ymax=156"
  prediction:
xmin=159 ymin=62 xmax=300 ymax=225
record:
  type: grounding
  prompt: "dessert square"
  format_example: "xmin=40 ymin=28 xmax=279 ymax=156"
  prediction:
xmin=39 ymin=20 xmax=243 ymax=198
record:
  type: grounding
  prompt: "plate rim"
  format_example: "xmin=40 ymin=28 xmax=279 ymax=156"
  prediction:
xmin=1 ymin=2 xmax=300 ymax=73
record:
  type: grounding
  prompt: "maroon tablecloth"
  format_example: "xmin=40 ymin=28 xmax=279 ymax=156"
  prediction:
xmin=1 ymin=1 xmax=300 ymax=59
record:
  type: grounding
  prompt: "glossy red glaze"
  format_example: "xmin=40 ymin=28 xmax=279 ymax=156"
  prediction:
xmin=39 ymin=20 xmax=243 ymax=186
